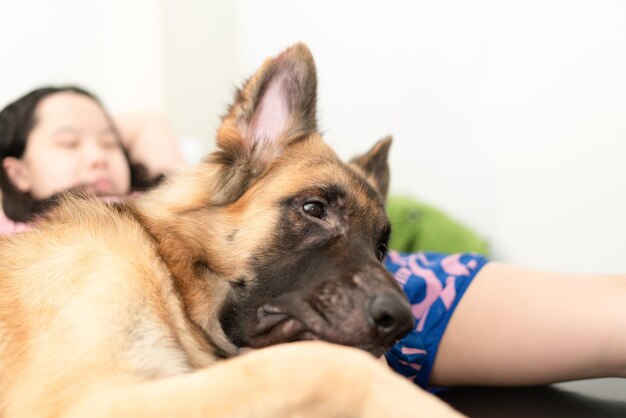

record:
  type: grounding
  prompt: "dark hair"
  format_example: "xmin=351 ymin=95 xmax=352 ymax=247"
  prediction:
xmin=0 ymin=86 xmax=161 ymax=222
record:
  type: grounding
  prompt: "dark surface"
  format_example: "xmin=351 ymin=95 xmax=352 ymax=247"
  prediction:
xmin=439 ymin=378 xmax=626 ymax=417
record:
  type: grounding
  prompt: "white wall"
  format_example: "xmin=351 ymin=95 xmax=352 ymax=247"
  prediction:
xmin=229 ymin=0 xmax=626 ymax=273
xmin=160 ymin=1 xmax=239 ymax=146
xmin=0 ymin=0 xmax=165 ymax=113
xmin=1 ymin=1 xmax=625 ymax=272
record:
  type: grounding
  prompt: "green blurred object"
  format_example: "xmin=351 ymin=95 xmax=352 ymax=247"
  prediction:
xmin=386 ymin=196 xmax=489 ymax=256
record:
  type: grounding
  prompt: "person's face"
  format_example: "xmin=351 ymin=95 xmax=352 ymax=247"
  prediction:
xmin=3 ymin=92 xmax=131 ymax=200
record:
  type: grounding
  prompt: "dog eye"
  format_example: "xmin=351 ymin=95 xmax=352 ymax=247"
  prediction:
xmin=303 ymin=201 xmax=326 ymax=219
xmin=377 ymin=243 xmax=388 ymax=261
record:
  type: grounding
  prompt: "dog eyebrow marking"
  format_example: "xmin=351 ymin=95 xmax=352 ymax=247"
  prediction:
xmin=342 ymin=166 xmax=385 ymax=205
xmin=311 ymin=184 xmax=347 ymax=204
xmin=321 ymin=184 xmax=347 ymax=204
xmin=278 ymin=184 xmax=347 ymax=208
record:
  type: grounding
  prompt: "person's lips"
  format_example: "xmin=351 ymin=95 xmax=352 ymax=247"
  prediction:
xmin=89 ymin=179 xmax=114 ymax=194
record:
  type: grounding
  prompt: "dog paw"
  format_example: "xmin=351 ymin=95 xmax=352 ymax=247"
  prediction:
xmin=240 ymin=342 xmax=465 ymax=417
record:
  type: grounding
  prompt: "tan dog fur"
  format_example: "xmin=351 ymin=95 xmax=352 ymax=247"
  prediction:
xmin=0 ymin=44 xmax=464 ymax=418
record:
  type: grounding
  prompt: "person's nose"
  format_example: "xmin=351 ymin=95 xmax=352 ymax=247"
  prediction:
xmin=82 ymin=139 xmax=109 ymax=169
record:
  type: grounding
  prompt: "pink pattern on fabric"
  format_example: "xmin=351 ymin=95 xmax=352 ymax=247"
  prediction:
xmin=415 ymin=252 xmax=431 ymax=266
xmin=388 ymin=250 xmax=471 ymax=332
xmin=388 ymin=250 xmax=408 ymax=266
xmin=401 ymin=347 xmax=427 ymax=355
xmin=407 ymin=255 xmax=442 ymax=319
xmin=441 ymin=253 xmax=470 ymax=276
xmin=467 ymin=259 xmax=478 ymax=269
xmin=439 ymin=276 xmax=457 ymax=310
xmin=398 ymin=360 xmax=422 ymax=371
xmin=416 ymin=309 xmax=431 ymax=332
xmin=394 ymin=268 xmax=412 ymax=285
xmin=0 ymin=213 xmax=30 ymax=235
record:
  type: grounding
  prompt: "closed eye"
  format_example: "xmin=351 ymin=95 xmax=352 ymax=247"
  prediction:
xmin=99 ymin=131 xmax=121 ymax=149
xmin=55 ymin=138 xmax=80 ymax=149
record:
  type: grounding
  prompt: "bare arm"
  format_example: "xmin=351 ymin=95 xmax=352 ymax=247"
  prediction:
xmin=430 ymin=262 xmax=626 ymax=386
xmin=113 ymin=112 xmax=185 ymax=177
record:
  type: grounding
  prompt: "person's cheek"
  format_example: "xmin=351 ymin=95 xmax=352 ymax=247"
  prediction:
xmin=33 ymin=155 xmax=70 ymax=198
xmin=114 ymin=156 xmax=131 ymax=194
xmin=54 ymin=153 xmax=82 ymax=194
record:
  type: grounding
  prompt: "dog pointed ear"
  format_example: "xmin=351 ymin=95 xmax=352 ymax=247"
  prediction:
xmin=206 ymin=43 xmax=318 ymax=204
xmin=216 ymin=43 xmax=318 ymax=164
xmin=349 ymin=136 xmax=392 ymax=200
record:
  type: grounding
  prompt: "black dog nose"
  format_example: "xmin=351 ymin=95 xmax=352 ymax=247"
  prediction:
xmin=367 ymin=294 xmax=414 ymax=341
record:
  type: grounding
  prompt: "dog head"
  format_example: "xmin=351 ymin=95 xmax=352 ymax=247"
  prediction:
xmin=141 ymin=44 xmax=413 ymax=358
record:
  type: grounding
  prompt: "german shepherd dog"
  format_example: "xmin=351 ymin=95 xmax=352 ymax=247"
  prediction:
xmin=0 ymin=44 xmax=463 ymax=417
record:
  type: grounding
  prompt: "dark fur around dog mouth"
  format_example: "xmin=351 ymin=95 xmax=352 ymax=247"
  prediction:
xmin=247 ymin=304 xmax=396 ymax=357
xmin=250 ymin=305 xmax=315 ymax=347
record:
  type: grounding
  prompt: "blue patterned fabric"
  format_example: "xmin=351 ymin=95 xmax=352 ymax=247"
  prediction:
xmin=384 ymin=251 xmax=489 ymax=389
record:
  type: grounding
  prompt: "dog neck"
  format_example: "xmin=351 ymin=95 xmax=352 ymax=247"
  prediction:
xmin=131 ymin=182 xmax=240 ymax=361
